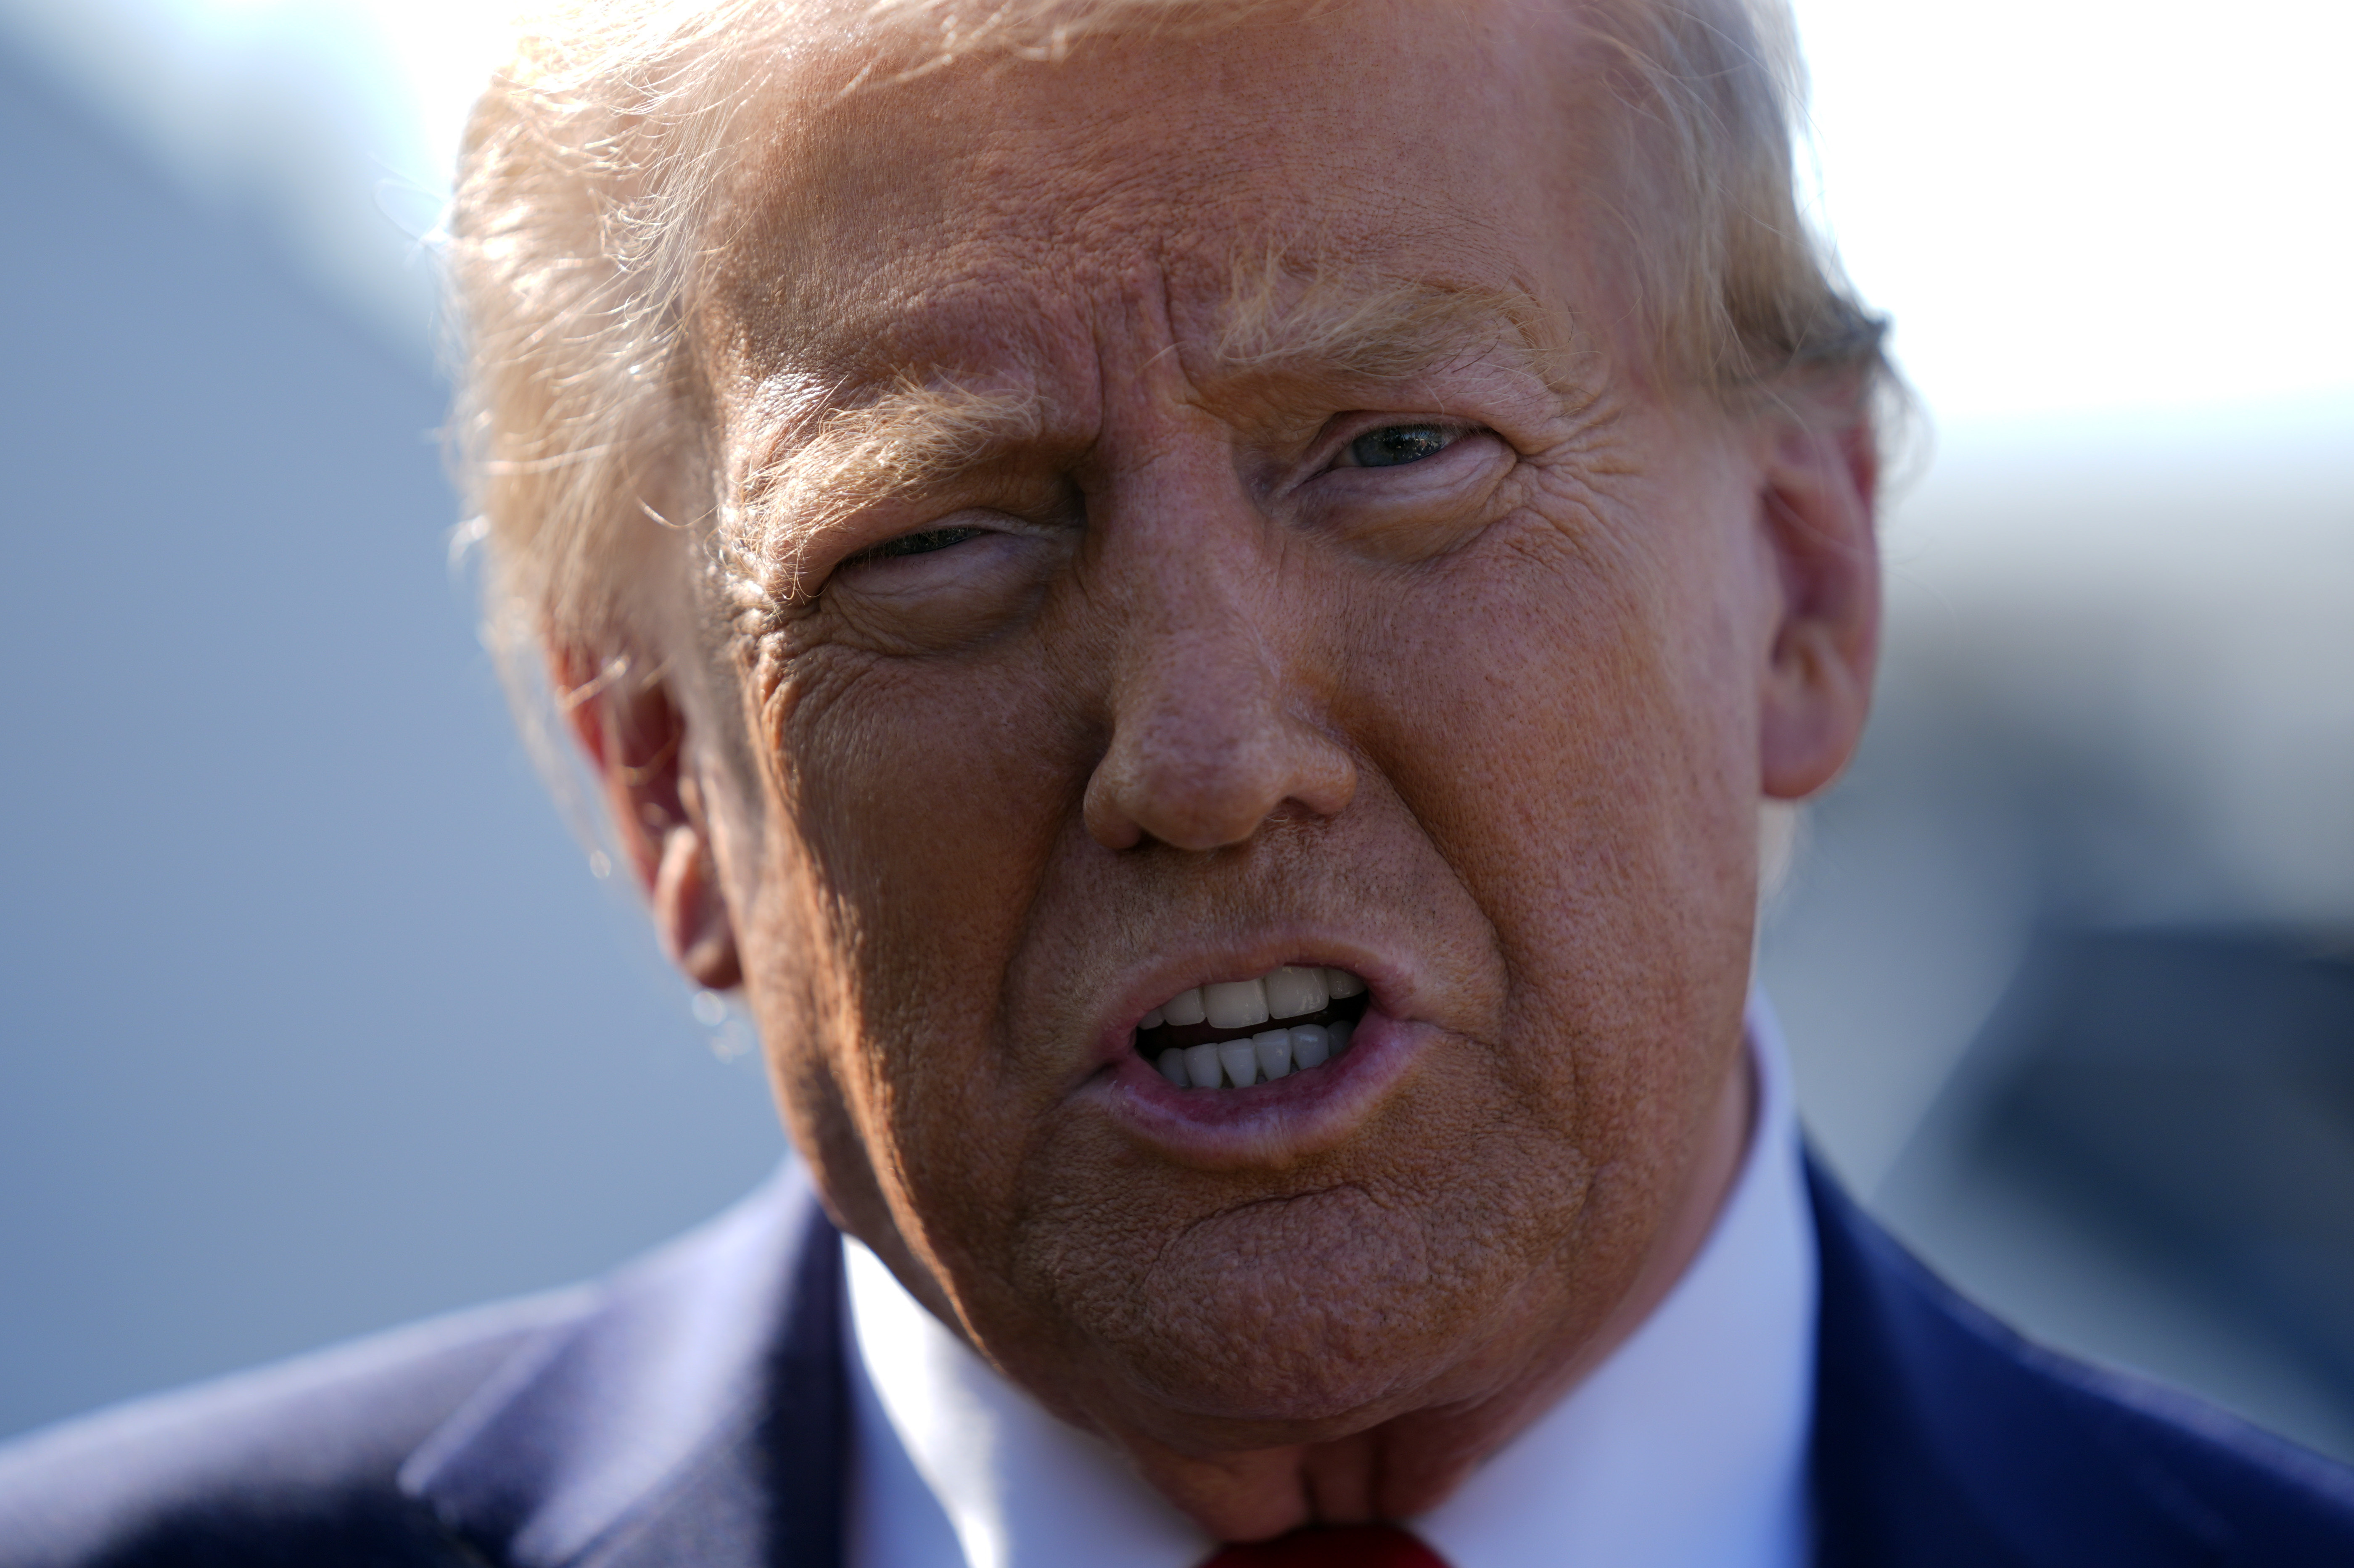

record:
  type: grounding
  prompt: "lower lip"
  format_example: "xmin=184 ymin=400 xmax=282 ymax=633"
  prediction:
xmin=1086 ymin=1007 xmax=1427 ymax=1167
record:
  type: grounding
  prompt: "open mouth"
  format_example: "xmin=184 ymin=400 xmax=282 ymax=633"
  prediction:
xmin=1133 ymin=966 xmax=1372 ymax=1090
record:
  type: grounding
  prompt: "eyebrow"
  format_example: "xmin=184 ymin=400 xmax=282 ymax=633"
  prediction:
xmin=732 ymin=271 xmax=1559 ymax=580
xmin=1207 ymin=268 xmax=1557 ymax=388
xmin=743 ymin=376 xmax=1050 ymax=534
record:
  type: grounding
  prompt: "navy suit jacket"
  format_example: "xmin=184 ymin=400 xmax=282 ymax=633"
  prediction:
xmin=4 ymin=1159 xmax=2351 ymax=1566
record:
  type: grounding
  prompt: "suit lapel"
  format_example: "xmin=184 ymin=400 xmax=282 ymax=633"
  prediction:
xmin=398 ymin=1164 xmax=850 ymax=1568
xmin=1805 ymin=1156 xmax=2235 ymax=1567
xmin=1807 ymin=1157 xmax=2018 ymax=1565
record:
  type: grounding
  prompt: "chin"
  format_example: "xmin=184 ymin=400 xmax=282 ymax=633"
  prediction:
xmin=1020 ymin=1181 xmax=1525 ymax=1436
xmin=1116 ymin=1329 xmax=1456 ymax=1444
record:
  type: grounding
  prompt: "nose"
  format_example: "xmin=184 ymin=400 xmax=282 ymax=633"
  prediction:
xmin=1082 ymin=544 xmax=1357 ymax=854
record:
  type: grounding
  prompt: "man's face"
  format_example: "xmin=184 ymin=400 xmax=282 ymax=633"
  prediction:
xmin=658 ymin=0 xmax=1866 ymax=1526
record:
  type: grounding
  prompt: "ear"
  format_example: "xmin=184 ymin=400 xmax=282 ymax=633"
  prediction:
xmin=1756 ymin=406 xmax=1880 ymax=800
xmin=553 ymin=646 xmax=742 ymax=990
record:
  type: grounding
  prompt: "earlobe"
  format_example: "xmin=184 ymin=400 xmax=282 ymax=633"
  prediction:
xmin=552 ymin=645 xmax=743 ymax=990
xmin=1756 ymin=412 xmax=1881 ymax=801
xmin=651 ymin=802 xmax=743 ymax=990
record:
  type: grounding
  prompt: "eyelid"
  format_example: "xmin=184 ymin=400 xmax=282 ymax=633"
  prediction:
xmin=817 ymin=507 xmax=1077 ymax=614
xmin=838 ymin=521 xmax=988 ymax=570
xmin=825 ymin=504 xmax=1038 ymax=568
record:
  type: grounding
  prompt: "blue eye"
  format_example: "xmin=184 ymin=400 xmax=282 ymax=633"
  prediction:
xmin=1347 ymin=424 xmax=1456 ymax=468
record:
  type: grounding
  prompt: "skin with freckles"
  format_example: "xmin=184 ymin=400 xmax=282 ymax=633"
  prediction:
xmin=570 ymin=0 xmax=1879 ymax=1542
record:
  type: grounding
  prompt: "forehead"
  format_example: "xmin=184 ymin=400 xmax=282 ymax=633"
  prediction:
xmin=698 ymin=1 xmax=1613 ymax=400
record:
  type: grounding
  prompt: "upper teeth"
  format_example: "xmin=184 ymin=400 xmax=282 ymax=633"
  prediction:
xmin=1151 ymin=965 xmax=1357 ymax=1031
xmin=1140 ymin=965 xmax=1368 ymax=1090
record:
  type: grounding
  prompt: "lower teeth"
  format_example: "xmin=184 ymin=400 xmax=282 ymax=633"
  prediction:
xmin=1156 ymin=1018 xmax=1355 ymax=1089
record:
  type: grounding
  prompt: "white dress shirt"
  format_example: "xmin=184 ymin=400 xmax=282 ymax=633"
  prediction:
xmin=845 ymin=990 xmax=1817 ymax=1568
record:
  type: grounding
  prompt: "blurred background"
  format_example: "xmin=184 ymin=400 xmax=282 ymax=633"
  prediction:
xmin=1 ymin=0 xmax=2349 ymax=1462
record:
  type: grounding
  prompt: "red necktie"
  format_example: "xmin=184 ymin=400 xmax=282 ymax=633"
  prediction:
xmin=1201 ymin=1523 xmax=1450 ymax=1568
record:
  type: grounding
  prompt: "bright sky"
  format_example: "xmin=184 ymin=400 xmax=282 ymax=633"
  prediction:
xmin=1791 ymin=0 xmax=2354 ymax=425
xmin=6 ymin=0 xmax=2351 ymax=428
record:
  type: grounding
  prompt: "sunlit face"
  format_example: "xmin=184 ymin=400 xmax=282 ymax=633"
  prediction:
xmin=648 ymin=0 xmax=1868 ymax=1531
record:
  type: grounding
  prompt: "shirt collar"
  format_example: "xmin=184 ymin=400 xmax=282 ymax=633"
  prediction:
xmin=845 ymin=988 xmax=1816 ymax=1568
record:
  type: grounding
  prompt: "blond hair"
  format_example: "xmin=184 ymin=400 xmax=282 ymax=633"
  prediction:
xmin=447 ymin=0 xmax=1884 ymax=663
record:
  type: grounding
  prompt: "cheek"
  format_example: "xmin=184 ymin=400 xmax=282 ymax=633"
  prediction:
xmin=1371 ymin=511 xmax=1754 ymax=892
xmin=758 ymin=642 xmax=1095 ymax=1235
xmin=1349 ymin=498 xmax=1760 ymax=1108
xmin=777 ymin=647 xmax=1074 ymax=974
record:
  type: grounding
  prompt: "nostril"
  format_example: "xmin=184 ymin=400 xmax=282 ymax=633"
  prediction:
xmin=1087 ymin=751 xmax=1292 ymax=853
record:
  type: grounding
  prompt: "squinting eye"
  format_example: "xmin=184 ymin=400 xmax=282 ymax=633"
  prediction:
xmin=843 ymin=524 xmax=986 ymax=568
xmin=1346 ymin=424 xmax=1457 ymax=469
